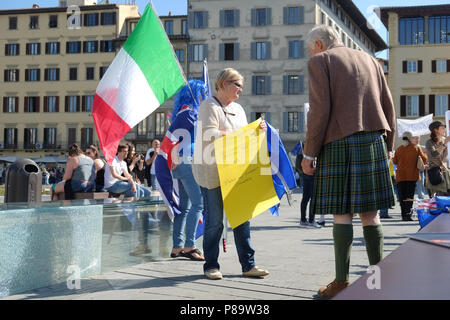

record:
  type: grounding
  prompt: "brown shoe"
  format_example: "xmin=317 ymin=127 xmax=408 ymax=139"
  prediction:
xmin=317 ymin=280 xmax=350 ymax=299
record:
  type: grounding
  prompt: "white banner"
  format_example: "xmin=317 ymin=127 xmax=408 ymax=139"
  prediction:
xmin=396 ymin=114 xmax=434 ymax=137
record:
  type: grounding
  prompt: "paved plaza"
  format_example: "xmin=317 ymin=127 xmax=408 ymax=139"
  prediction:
xmin=2 ymin=190 xmax=420 ymax=301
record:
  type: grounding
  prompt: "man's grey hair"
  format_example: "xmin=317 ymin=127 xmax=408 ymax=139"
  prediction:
xmin=305 ymin=25 xmax=341 ymax=48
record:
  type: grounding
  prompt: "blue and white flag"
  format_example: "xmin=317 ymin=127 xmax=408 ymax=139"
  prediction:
xmin=203 ymin=59 xmax=212 ymax=98
xmin=290 ymin=142 xmax=303 ymax=156
xmin=266 ymin=122 xmax=298 ymax=215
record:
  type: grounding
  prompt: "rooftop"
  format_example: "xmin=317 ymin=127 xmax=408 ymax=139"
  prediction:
xmin=379 ymin=4 xmax=450 ymax=29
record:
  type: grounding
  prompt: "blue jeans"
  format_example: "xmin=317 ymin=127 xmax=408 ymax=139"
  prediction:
xmin=137 ymin=184 xmax=151 ymax=198
xmin=201 ymin=186 xmax=255 ymax=273
xmin=300 ymin=173 xmax=315 ymax=223
xmin=171 ymin=163 xmax=203 ymax=249
xmin=415 ymin=171 xmax=426 ymax=199
xmin=106 ymin=180 xmax=137 ymax=198
xmin=151 ymin=174 xmax=158 ymax=191
xmin=71 ymin=180 xmax=95 ymax=193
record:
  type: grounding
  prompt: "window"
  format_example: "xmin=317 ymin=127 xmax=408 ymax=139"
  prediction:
xmin=435 ymin=95 xmax=449 ymax=116
xmin=284 ymin=75 xmax=303 ymax=95
xmin=155 ymin=112 xmax=165 ymax=135
xmin=49 ymin=15 xmax=58 ymax=28
xmin=398 ymin=17 xmax=424 ymax=45
xmin=67 ymin=41 xmax=81 ymax=54
xmin=9 ymin=17 xmax=17 ymax=30
xmin=100 ymin=40 xmax=115 ymax=52
xmin=45 ymin=68 xmax=60 ymax=81
xmin=224 ymin=10 xmax=235 ymax=27
xmin=137 ymin=119 xmax=147 ymax=136
xmin=46 ymin=42 xmax=60 ymax=54
xmin=284 ymin=7 xmax=303 ymax=25
xmin=289 ymin=40 xmax=303 ymax=59
xmin=43 ymin=128 xmax=57 ymax=148
xmin=69 ymin=67 xmax=78 ymax=80
xmin=68 ymin=128 xmax=76 ymax=147
xmin=429 ymin=16 xmax=450 ymax=44
xmin=66 ymin=96 xmax=79 ymax=112
xmin=86 ymin=67 xmax=95 ymax=80
xmin=5 ymin=44 xmax=20 ymax=56
xmin=165 ymin=20 xmax=173 ymax=35
xmin=29 ymin=16 xmax=39 ymax=29
xmin=175 ymin=49 xmax=184 ymax=63
xmin=256 ymin=42 xmax=268 ymax=60
xmin=4 ymin=97 xmax=18 ymax=113
xmin=101 ymin=12 xmax=116 ymax=25
xmin=437 ymin=60 xmax=447 ymax=73
xmin=84 ymin=41 xmax=98 ymax=53
xmin=25 ymin=96 xmax=39 ymax=112
xmin=288 ymin=112 xmax=299 ymax=132
xmin=4 ymin=128 xmax=18 ymax=148
xmin=25 ymin=69 xmax=40 ymax=82
xmin=181 ymin=19 xmax=187 ymax=35
xmin=83 ymin=95 xmax=94 ymax=112
xmin=81 ymin=128 xmax=93 ymax=149
xmin=24 ymin=128 xmax=38 ymax=149
xmin=27 ymin=43 xmax=41 ymax=55
xmin=194 ymin=11 xmax=206 ymax=28
xmin=406 ymin=96 xmax=419 ymax=116
xmin=192 ymin=44 xmax=206 ymax=62
xmin=252 ymin=76 xmax=270 ymax=95
xmin=45 ymin=96 xmax=58 ymax=112
xmin=407 ymin=61 xmax=418 ymax=73
xmin=4 ymin=69 xmax=19 ymax=82
xmin=84 ymin=13 xmax=99 ymax=26
xmin=252 ymin=8 xmax=270 ymax=26
xmin=99 ymin=66 xmax=108 ymax=79
xmin=220 ymin=43 xmax=239 ymax=61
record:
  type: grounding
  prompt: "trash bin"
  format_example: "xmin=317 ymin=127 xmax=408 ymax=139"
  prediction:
xmin=5 ymin=158 xmax=42 ymax=203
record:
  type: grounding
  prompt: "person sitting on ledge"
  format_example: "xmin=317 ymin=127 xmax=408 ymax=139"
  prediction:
xmin=51 ymin=144 xmax=96 ymax=200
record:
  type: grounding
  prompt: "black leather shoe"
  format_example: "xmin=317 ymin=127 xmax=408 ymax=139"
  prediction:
xmin=380 ymin=215 xmax=393 ymax=219
xmin=402 ymin=216 xmax=414 ymax=221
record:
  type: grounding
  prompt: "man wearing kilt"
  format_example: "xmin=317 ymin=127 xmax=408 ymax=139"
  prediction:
xmin=301 ymin=25 xmax=396 ymax=299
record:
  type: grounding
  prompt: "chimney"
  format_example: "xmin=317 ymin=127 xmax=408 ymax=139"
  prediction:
xmin=32 ymin=4 xmax=39 ymax=8
xmin=169 ymin=11 xmax=172 ymax=16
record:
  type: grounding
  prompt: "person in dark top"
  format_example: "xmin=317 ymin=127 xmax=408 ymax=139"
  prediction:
xmin=86 ymin=144 xmax=106 ymax=192
xmin=126 ymin=143 xmax=151 ymax=198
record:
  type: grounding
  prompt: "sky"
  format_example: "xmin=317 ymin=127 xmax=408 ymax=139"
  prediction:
xmin=0 ymin=0 xmax=448 ymax=58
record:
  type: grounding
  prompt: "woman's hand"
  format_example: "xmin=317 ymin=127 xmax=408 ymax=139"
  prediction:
xmin=260 ymin=120 xmax=267 ymax=131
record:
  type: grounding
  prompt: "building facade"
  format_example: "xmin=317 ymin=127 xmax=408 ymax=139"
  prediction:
xmin=380 ymin=4 xmax=450 ymax=147
xmin=187 ymin=0 xmax=386 ymax=150
xmin=0 ymin=2 xmax=140 ymax=158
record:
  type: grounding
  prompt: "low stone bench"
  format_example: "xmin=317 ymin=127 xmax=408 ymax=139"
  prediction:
xmin=57 ymin=192 xmax=110 ymax=200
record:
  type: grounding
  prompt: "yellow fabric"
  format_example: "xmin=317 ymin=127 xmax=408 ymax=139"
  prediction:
xmin=214 ymin=119 xmax=279 ymax=229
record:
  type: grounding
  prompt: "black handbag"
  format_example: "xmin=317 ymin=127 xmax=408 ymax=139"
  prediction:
xmin=428 ymin=166 xmax=444 ymax=185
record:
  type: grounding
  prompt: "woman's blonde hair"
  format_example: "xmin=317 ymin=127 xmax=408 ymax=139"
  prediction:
xmin=215 ymin=68 xmax=244 ymax=92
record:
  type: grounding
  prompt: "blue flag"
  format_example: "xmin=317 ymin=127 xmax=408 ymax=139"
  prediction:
xmin=266 ymin=122 xmax=298 ymax=215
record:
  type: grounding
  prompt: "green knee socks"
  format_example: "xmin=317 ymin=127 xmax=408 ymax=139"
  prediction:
xmin=363 ymin=224 xmax=384 ymax=266
xmin=333 ymin=224 xmax=353 ymax=282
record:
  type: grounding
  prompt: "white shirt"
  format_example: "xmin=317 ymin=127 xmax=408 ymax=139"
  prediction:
xmin=145 ymin=148 xmax=157 ymax=175
xmin=104 ymin=156 xmax=128 ymax=188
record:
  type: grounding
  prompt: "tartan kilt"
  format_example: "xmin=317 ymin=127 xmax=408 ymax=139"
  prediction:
xmin=311 ymin=131 xmax=395 ymax=215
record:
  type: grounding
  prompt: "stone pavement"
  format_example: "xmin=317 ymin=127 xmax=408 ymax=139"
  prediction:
xmin=2 ymin=191 xmax=421 ymax=300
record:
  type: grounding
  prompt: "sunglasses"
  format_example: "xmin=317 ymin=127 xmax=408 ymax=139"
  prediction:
xmin=230 ymin=81 xmax=243 ymax=89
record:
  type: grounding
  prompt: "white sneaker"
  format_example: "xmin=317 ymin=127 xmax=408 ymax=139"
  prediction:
xmin=307 ymin=222 xmax=322 ymax=229
xmin=204 ymin=269 xmax=223 ymax=280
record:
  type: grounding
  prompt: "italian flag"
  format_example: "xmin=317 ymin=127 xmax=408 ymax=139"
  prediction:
xmin=93 ymin=4 xmax=186 ymax=164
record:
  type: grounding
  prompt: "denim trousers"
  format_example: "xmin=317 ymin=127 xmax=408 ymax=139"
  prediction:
xmin=171 ymin=163 xmax=203 ymax=249
xmin=71 ymin=180 xmax=95 ymax=193
xmin=300 ymin=173 xmax=315 ymax=223
xmin=200 ymin=186 xmax=255 ymax=273
xmin=106 ymin=180 xmax=137 ymax=198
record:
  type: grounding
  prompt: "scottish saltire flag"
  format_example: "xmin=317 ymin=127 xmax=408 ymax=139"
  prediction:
xmin=203 ymin=59 xmax=212 ymax=98
xmin=290 ymin=142 xmax=303 ymax=156
xmin=93 ymin=4 xmax=186 ymax=164
xmin=267 ymin=122 xmax=297 ymax=215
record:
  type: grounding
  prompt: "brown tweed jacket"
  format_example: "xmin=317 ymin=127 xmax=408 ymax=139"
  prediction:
xmin=304 ymin=43 xmax=396 ymax=158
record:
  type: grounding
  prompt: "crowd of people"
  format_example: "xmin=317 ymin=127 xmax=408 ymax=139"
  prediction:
xmin=2 ymin=23 xmax=450 ymax=300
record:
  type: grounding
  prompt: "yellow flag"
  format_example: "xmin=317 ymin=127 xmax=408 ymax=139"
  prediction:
xmin=214 ymin=119 xmax=280 ymax=229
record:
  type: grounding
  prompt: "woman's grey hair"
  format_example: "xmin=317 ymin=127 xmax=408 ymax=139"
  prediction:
xmin=305 ymin=25 xmax=341 ymax=48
